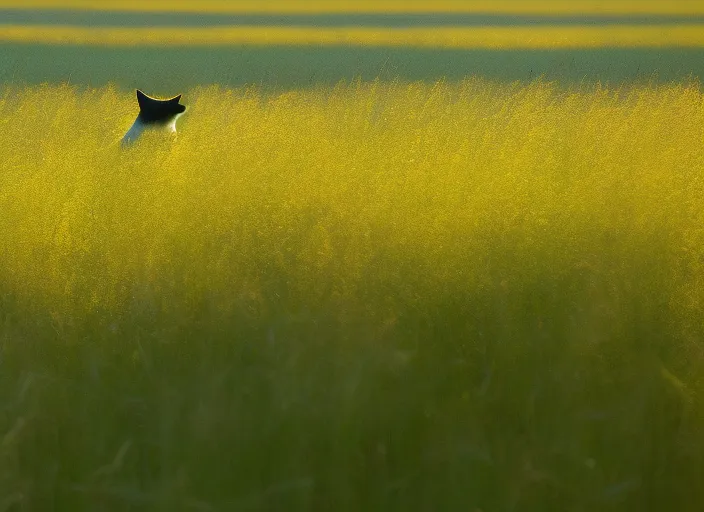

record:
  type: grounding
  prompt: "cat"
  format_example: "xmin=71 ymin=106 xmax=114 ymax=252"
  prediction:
xmin=121 ymin=90 xmax=186 ymax=145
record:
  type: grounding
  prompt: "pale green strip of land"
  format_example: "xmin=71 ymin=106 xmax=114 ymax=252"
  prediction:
xmin=0 ymin=0 xmax=703 ymax=15
xmin=3 ymin=24 xmax=704 ymax=49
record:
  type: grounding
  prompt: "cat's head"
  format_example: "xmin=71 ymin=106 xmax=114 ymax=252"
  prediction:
xmin=136 ymin=89 xmax=186 ymax=124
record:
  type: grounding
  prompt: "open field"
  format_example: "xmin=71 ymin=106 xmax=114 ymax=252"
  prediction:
xmin=1 ymin=81 xmax=704 ymax=510
xmin=2 ymin=1 xmax=704 ymax=510
xmin=2 ymin=4 xmax=704 ymax=89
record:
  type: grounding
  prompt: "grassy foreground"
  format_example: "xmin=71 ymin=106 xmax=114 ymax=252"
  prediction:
xmin=1 ymin=80 xmax=704 ymax=510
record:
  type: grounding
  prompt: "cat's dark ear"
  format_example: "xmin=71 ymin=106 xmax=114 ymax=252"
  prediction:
xmin=169 ymin=94 xmax=182 ymax=104
xmin=136 ymin=89 xmax=148 ymax=109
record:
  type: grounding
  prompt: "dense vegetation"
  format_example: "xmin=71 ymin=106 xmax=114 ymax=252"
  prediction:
xmin=0 ymin=81 xmax=703 ymax=509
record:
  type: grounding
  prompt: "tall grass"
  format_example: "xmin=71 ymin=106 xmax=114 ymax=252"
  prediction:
xmin=1 ymin=80 xmax=704 ymax=510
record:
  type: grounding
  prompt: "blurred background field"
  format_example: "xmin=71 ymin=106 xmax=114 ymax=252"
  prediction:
xmin=2 ymin=0 xmax=704 ymax=89
xmin=2 ymin=2 xmax=704 ymax=511
xmin=3 ymin=0 xmax=704 ymax=14
xmin=4 ymin=44 xmax=704 ymax=92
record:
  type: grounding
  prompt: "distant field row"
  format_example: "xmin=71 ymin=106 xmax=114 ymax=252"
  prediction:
xmin=1 ymin=0 xmax=704 ymax=15
xmin=3 ymin=44 xmax=703 ymax=90
xmin=3 ymin=25 xmax=704 ymax=48
xmin=3 ymin=11 xmax=704 ymax=27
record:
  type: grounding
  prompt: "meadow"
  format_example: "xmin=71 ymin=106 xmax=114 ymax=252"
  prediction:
xmin=1 ymin=80 xmax=704 ymax=510
xmin=2 ymin=0 xmax=704 ymax=509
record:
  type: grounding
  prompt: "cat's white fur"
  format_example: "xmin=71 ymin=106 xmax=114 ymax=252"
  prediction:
xmin=121 ymin=112 xmax=183 ymax=145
